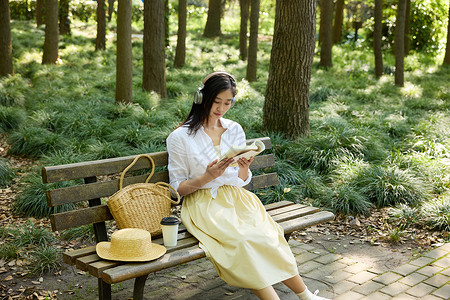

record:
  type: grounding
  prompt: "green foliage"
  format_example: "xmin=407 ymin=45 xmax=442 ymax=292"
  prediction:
xmin=0 ymin=158 xmax=15 ymax=188
xmin=13 ymin=172 xmax=78 ymax=218
xmin=28 ymin=244 xmax=61 ymax=276
xmin=322 ymin=184 xmax=373 ymax=216
xmin=388 ymin=203 xmax=420 ymax=228
xmin=420 ymin=193 xmax=450 ymax=231
xmin=0 ymin=106 xmax=26 ymax=132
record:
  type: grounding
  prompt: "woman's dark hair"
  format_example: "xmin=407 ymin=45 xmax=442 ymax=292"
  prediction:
xmin=182 ymin=73 xmax=237 ymax=135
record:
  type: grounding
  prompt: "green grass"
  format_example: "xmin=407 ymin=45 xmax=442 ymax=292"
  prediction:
xmin=0 ymin=157 xmax=15 ymax=187
xmin=4 ymin=7 xmax=450 ymax=222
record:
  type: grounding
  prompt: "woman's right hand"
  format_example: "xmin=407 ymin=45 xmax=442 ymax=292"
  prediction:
xmin=205 ymin=158 xmax=234 ymax=180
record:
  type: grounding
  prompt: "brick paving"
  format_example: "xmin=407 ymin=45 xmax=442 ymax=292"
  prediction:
xmin=104 ymin=241 xmax=450 ymax=299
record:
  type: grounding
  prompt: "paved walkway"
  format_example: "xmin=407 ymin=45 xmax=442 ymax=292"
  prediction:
xmin=127 ymin=241 xmax=450 ymax=300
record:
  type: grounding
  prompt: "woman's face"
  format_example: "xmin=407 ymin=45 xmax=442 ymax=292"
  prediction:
xmin=207 ymin=89 xmax=234 ymax=123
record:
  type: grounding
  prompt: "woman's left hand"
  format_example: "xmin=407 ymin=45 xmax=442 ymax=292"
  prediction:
xmin=237 ymin=156 xmax=253 ymax=170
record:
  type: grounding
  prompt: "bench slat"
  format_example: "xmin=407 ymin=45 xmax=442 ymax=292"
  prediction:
xmin=244 ymin=172 xmax=279 ymax=190
xmin=76 ymin=253 xmax=102 ymax=272
xmin=43 ymin=138 xmax=273 ymax=184
xmin=63 ymin=246 xmax=96 ymax=265
xmin=50 ymin=205 xmax=113 ymax=231
xmin=271 ymin=206 xmax=319 ymax=223
xmin=264 ymin=200 xmax=294 ymax=211
xmin=47 ymin=154 xmax=276 ymax=207
xmin=279 ymin=211 xmax=335 ymax=233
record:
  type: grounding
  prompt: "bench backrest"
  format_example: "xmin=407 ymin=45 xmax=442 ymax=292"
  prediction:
xmin=43 ymin=137 xmax=278 ymax=242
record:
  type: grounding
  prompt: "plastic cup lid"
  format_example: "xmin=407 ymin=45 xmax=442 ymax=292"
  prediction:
xmin=161 ymin=217 xmax=181 ymax=225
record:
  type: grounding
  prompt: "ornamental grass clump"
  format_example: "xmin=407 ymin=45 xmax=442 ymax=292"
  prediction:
xmin=0 ymin=106 xmax=26 ymax=132
xmin=0 ymin=158 xmax=15 ymax=188
xmin=420 ymin=193 xmax=450 ymax=231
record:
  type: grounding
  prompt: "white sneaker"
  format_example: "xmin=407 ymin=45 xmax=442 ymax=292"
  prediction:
xmin=312 ymin=290 xmax=331 ymax=300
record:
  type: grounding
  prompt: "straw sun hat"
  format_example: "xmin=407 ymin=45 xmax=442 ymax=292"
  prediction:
xmin=96 ymin=228 xmax=166 ymax=262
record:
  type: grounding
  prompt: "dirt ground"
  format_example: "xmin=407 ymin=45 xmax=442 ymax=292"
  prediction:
xmin=0 ymin=134 xmax=447 ymax=299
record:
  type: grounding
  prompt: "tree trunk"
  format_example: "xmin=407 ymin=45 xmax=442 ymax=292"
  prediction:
xmin=164 ymin=0 xmax=169 ymax=47
xmin=404 ymin=0 xmax=410 ymax=56
xmin=203 ymin=0 xmax=222 ymax=37
xmin=0 ymin=0 xmax=14 ymax=77
xmin=96 ymin=0 xmax=106 ymax=50
xmin=115 ymin=0 xmax=133 ymax=103
xmin=36 ymin=0 xmax=44 ymax=26
xmin=59 ymin=0 xmax=71 ymax=35
xmin=239 ymin=0 xmax=249 ymax=61
xmin=174 ymin=0 xmax=187 ymax=68
xmin=42 ymin=0 xmax=59 ymax=64
xmin=319 ymin=0 xmax=333 ymax=68
xmin=108 ymin=0 xmax=115 ymax=21
xmin=246 ymin=0 xmax=259 ymax=82
xmin=332 ymin=0 xmax=345 ymax=44
xmin=395 ymin=0 xmax=406 ymax=87
xmin=143 ymin=0 xmax=167 ymax=98
xmin=374 ymin=0 xmax=383 ymax=77
xmin=444 ymin=5 xmax=450 ymax=65
xmin=263 ymin=0 xmax=316 ymax=139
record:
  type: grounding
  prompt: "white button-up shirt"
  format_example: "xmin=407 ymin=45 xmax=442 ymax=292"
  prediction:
xmin=166 ymin=118 xmax=252 ymax=198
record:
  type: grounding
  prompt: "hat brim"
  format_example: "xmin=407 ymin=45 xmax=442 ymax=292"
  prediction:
xmin=96 ymin=242 xmax=166 ymax=262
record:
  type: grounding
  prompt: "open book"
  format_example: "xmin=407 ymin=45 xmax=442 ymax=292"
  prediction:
xmin=220 ymin=139 xmax=265 ymax=167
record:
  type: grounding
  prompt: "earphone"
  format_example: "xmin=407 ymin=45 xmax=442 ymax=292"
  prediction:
xmin=193 ymin=71 xmax=236 ymax=106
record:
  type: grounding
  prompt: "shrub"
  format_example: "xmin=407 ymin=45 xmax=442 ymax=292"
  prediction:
xmin=13 ymin=173 xmax=78 ymax=218
xmin=356 ymin=165 xmax=431 ymax=208
xmin=0 ymin=75 xmax=28 ymax=106
xmin=321 ymin=184 xmax=373 ymax=216
xmin=388 ymin=203 xmax=420 ymax=228
xmin=28 ymin=244 xmax=61 ymax=276
xmin=0 ymin=106 xmax=26 ymax=132
xmin=256 ymin=184 xmax=303 ymax=205
xmin=420 ymin=193 xmax=450 ymax=231
xmin=0 ymin=158 xmax=15 ymax=188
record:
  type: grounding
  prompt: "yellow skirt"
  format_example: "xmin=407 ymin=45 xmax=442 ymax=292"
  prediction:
xmin=181 ymin=185 xmax=299 ymax=290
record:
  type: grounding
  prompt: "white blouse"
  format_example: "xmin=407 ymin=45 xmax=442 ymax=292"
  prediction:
xmin=166 ymin=118 xmax=252 ymax=198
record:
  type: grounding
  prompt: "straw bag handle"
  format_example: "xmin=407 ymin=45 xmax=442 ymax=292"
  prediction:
xmin=154 ymin=182 xmax=181 ymax=205
xmin=119 ymin=154 xmax=155 ymax=190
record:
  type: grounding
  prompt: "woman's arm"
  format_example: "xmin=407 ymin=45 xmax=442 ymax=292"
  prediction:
xmin=177 ymin=158 xmax=234 ymax=196
xmin=237 ymin=156 xmax=254 ymax=181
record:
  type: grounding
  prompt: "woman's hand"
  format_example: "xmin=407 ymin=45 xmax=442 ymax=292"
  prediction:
xmin=237 ymin=156 xmax=253 ymax=181
xmin=205 ymin=158 xmax=234 ymax=180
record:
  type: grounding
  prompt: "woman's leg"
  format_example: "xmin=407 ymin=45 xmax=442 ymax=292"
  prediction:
xmin=282 ymin=275 xmax=307 ymax=294
xmin=251 ymin=286 xmax=280 ymax=300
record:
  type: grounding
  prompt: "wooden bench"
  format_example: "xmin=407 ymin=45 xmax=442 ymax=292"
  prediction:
xmin=42 ymin=137 xmax=335 ymax=300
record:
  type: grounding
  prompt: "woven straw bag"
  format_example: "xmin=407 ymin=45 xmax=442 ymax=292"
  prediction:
xmin=107 ymin=154 xmax=180 ymax=236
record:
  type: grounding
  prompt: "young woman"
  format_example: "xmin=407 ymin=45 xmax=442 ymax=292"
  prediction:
xmin=166 ymin=71 xmax=330 ymax=300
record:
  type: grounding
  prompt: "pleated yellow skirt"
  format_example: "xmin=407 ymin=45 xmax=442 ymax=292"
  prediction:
xmin=181 ymin=185 xmax=299 ymax=290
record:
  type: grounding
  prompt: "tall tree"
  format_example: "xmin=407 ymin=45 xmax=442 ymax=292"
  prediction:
xmin=0 ymin=0 xmax=14 ymax=77
xmin=444 ymin=4 xmax=450 ymax=65
xmin=115 ymin=0 xmax=133 ymax=103
xmin=246 ymin=0 xmax=259 ymax=82
xmin=332 ymin=0 xmax=345 ymax=44
xmin=263 ymin=0 xmax=316 ymax=139
xmin=108 ymin=0 xmax=115 ymax=22
xmin=374 ymin=0 xmax=383 ymax=77
xmin=174 ymin=0 xmax=187 ymax=68
xmin=203 ymin=0 xmax=222 ymax=37
xmin=319 ymin=0 xmax=333 ymax=68
xmin=42 ymin=0 xmax=59 ymax=64
xmin=395 ymin=0 xmax=407 ymax=87
xmin=143 ymin=0 xmax=167 ymax=98
xmin=96 ymin=0 xmax=107 ymax=50
xmin=36 ymin=0 xmax=44 ymax=26
xmin=59 ymin=0 xmax=71 ymax=35
xmin=239 ymin=0 xmax=250 ymax=61
xmin=404 ymin=0 xmax=411 ymax=55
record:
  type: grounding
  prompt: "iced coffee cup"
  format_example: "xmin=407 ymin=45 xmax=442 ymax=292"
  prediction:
xmin=160 ymin=217 xmax=181 ymax=247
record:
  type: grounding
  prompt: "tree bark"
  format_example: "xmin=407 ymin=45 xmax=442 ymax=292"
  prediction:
xmin=143 ymin=0 xmax=167 ymax=98
xmin=404 ymin=0 xmax=410 ymax=56
xmin=0 ymin=0 xmax=14 ymax=77
xmin=395 ymin=0 xmax=406 ymax=87
xmin=203 ymin=0 xmax=222 ymax=37
xmin=374 ymin=0 xmax=383 ymax=77
xmin=444 ymin=5 xmax=450 ymax=65
xmin=115 ymin=0 xmax=133 ymax=103
xmin=174 ymin=0 xmax=187 ymax=68
xmin=239 ymin=0 xmax=250 ymax=61
xmin=108 ymin=0 xmax=115 ymax=22
xmin=59 ymin=0 xmax=70 ymax=35
xmin=164 ymin=0 xmax=169 ymax=47
xmin=246 ymin=0 xmax=259 ymax=82
xmin=42 ymin=0 xmax=59 ymax=64
xmin=36 ymin=0 xmax=44 ymax=26
xmin=332 ymin=0 xmax=345 ymax=44
xmin=319 ymin=0 xmax=333 ymax=68
xmin=96 ymin=0 xmax=106 ymax=50
xmin=263 ymin=0 xmax=316 ymax=139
